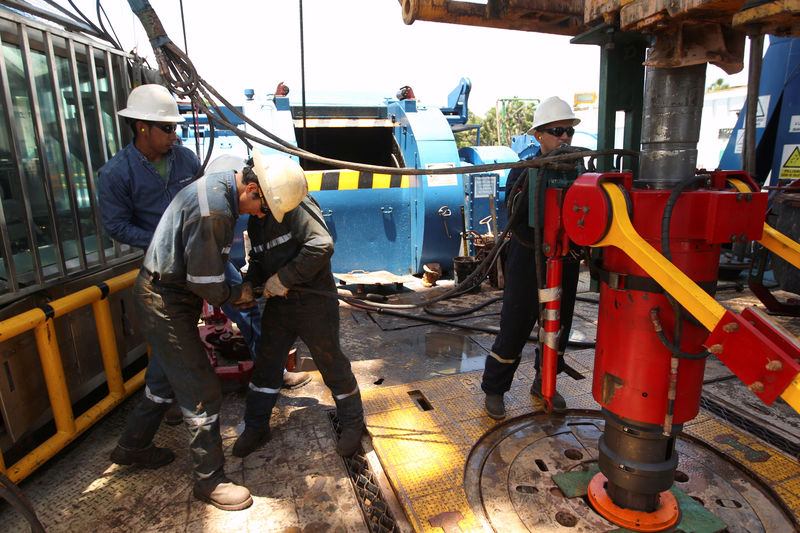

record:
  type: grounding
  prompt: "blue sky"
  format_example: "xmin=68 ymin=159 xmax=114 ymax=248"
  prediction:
xmin=62 ymin=0 xmax=748 ymax=117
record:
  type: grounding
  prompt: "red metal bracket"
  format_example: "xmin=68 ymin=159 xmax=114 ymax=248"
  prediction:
xmin=705 ymin=308 xmax=800 ymax=405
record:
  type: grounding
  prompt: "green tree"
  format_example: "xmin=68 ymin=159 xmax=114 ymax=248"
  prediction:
xmin=454 ymin=111 xmax=484 ymax=149
xmin=454 ymin=99 xmax=539 ymax=148
xmin=707 ymin=78 xmax=730 ymax=92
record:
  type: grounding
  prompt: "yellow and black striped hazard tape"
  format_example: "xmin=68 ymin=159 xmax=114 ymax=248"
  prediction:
xmin=304 ymin=170 xmax=411 ymax=191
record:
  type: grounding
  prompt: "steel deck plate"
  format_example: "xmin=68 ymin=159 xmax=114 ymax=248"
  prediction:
xmin=362 ymin=358 xmax=800 ymax=532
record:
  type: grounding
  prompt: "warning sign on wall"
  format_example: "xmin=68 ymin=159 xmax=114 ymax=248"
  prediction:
xmin=780 ymin=144 xmax=800 ymax=180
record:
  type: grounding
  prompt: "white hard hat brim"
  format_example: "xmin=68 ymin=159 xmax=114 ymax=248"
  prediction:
xmin=118 ymin=108 xmax=185 ymax=123
xmin=525 ymin=117 xmax=581 ymax=136
xmin=251 ymin=150 xmax=284 ymax=222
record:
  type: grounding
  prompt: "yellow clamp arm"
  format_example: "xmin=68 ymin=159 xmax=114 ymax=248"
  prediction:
xmin=593 ymin=183 xmax=727 ymax=331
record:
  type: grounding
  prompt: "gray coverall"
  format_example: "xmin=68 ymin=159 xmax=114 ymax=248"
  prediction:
xmin=118 ymin=170 xmax=244 ymax=481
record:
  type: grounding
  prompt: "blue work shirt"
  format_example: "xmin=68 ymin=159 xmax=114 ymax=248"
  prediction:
xmin=98 ymin=142 xmax=201 ymax=249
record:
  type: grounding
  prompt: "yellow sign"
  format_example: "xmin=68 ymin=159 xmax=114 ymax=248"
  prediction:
xmin=780 ymin=145 xmax=800 ymax=180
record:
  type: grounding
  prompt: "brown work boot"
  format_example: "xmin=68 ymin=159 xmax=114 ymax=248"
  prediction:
xmin=193 ymin=474 xmax=252 ymax=511
xmin=485 ymin=394 xmax=506 ymax=420
xmin=231 ymin=426 xmax=271 ymax=458
xmin=164 ymin=402 xmax=183 ymax=426
xmin=282 ymin=370 xmax=311 ymax=389
xmin=110 ymin=443 xmax=174 ymax=468
xmin=531 ymin=376 xmax=566 ymax=411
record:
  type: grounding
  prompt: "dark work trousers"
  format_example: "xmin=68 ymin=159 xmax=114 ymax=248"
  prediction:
xmin=120 ymin=275 xmax=224 ymax=482
xmin=246 ymin=292 xmax=361 ymax=429
xmin=481 ymin=237 xmax=580 ymax=396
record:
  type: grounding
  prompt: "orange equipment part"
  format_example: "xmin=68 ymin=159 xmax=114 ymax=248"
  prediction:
xmin=587 ymin=472 xmax=680 ymax=532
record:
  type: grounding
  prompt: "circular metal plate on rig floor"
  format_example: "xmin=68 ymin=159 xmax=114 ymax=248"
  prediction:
xmin=464 ymin=411 xmax=796 ymax=532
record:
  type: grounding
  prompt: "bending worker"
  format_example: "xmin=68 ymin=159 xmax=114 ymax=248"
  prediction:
xmin=109 ymin=160 xmax=277 ymax=511
xmin=98 ymin=84 xmax=308 ymax=389
xmin=481 ymin=96 xmax=582 ymax=419
xmin=231 ymin=151 xmax=366 ymax=458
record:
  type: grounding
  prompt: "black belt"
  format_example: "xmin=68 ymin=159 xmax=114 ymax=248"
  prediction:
xmin=595 ymin=267 xmax=716 ymax=295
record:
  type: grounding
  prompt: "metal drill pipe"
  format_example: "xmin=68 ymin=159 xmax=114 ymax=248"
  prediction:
xmin=638 ymin=62 xmax=707 ymax=189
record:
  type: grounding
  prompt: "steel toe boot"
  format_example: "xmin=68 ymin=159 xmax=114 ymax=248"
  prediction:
xmin=231 ymin=388 xmax=277 ymax=457
xmin=484 ymin=394 xmax=506 ymax=420
xmin=282 ymin=371 xmax=312 ymax=389
xmin=531 ymin=376 xmax=566 ymax=411
xmin=193 ymin=474 xmax=252 ymax=511
xmin=232 ymin=427 xmax=271 ymax=458
xmin=335 ymin=392 xmax=365 ymax=456
xmin=163 ymin=402 xmax=183 ymax=426
xmin=110 ymin=443 xmax=174 ymax=468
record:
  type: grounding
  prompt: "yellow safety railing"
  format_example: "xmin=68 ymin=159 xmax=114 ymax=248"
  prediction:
xmin=0 ymin=269 xmax=143 ymax=483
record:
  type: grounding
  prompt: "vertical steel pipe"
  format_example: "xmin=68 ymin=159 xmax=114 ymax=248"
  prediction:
xmin=637 ymin=62 xmax=707 ymax=189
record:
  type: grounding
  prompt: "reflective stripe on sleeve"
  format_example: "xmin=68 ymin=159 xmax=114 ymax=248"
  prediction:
xmin=221 ymin=246 xmax=231 ymax=254
xmin=197 ymin=177 xmax=210 ymax=216
xmin=306 ymin=236 xmax=333 ymax=246
xmin=186 ymin=273 xmax=226 ymax=284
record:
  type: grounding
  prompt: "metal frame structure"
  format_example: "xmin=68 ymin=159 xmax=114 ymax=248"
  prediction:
xmin=0 ymin=8 xmax=136 ymax=305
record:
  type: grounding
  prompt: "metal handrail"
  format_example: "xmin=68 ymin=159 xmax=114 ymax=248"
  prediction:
xmin=0 ymin=268 xmax=143 ymax=483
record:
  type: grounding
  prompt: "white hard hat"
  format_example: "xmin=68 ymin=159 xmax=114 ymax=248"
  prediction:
xmin=251 ymin=151 xmax=308 ymax=223
xmin=527 ymin=96 xmax=580 ymax=134
xmin=118 ymin=84 xmax=184 ymax=123
xmin=205 ymin=155 xmax=247 ymax=175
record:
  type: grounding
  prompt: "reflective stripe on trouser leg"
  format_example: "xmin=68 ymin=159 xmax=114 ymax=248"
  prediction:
xmin=334 ymin=389 xmax=364 ymax=430
xmin=132 ymin=279 xmax=224 ymax=480
xmin=118 ymin=394 xmax=171 ymax=449
xmin=296 ymin=296 xmax=360 ymax=399
xmin=481 ymin=350 xmax=523 ymax=396
xmin=243 ymin=387 xmax=279 ymax=431
xmin=185 ymin=415 xmax=225 ymax=481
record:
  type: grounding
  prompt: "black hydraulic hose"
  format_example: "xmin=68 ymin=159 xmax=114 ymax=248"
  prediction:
xmin=424 ymin=297 xmax=502 ymax=318
xmin=649 ymin=308 xmax=709 ymax=360
xmin=423 ymin=238 xmax=509 ymax=316
xmin=660 ymin=175 xmax=710 ymax=329
xmin=341 ymin=295 xmax=596 ymax=348
xmin=286 ymin=286 xmax=596 ymax=348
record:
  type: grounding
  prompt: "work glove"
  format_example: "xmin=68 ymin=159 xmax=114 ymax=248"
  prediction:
xmin=231 ymin=281 xmax=257 ymax=308
xmin=263 ymin=273 xmax=289 ymax=298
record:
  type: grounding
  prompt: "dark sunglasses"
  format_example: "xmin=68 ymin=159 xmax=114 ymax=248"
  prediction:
xmin=540 ymin=126 xmax=575 ymax=138
xmin=255 ymin=185 xmax=269 ymax=214
xmin=147 ymin=122 xmax=177 ymax=134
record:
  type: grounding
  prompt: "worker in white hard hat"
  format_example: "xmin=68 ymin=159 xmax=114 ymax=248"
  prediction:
xmin=204 ymin=154 xmax=312 ymax=388
xmin=110 ymin=158 xmax=285 ymax=511
xmin=97 ymin=84 xmax=200 ymax=426
xmin=481 ymin=96 xmax=582 ymax=420
xmin=230 ymin=151 xmax=366 ymax=459
xmin=97 ymin=86 xmax=308 ymax=423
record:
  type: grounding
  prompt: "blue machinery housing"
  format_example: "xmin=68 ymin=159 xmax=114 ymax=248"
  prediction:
xmin=180 ymin=80 xmax=519 ymax=275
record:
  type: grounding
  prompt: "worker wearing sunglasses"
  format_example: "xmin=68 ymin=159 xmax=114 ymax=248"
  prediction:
xmin=481 ymin=96 xmax=583 ymax=420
